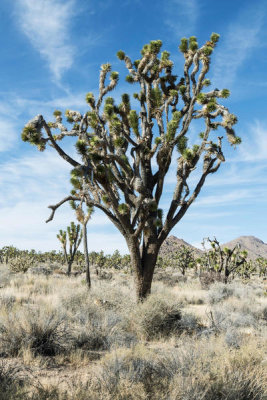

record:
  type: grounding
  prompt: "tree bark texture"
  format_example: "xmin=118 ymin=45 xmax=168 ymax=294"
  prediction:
xmin=83 ymin=223 xmax=91 ymax=289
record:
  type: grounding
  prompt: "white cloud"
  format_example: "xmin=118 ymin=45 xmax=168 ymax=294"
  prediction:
xmin=15 ymin=0 xmax=76 ymax=80
xmin=237 ymin=120 xmax=267 ymax=162
xmin=0 ymin=149 xmax=72 ymax=207
xmin=0 ymin=119 xmax=18 ymax=152
xmin=164 ymin=0 xmax=199 ymax=38
xmin=212 ymin=5 xmax=265 ymax=88
xmin=196 ymin=188 xmax=265 ymax=207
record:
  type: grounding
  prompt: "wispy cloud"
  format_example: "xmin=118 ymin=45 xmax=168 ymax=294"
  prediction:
xmin=164 ymin=0 xmax=199 ymax=38
xmin=15 ymin=0 xmax=76 ymax=81
xmin=0 ymin=118 xmax=18 ymax=152
xmin=196 ymin=188 xmax=266 ymax=207
xmin=212 ymin=4 xmax=266 ymax=88
xmin=237 ymin=120 xmax=267 ymax=162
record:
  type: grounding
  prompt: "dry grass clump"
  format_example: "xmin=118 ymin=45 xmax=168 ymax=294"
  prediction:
xmin=0 ymin=308 xmax=71 ymax=357
xmin=0 ymin=360 xmax=29 ymax=400
xmin=129 ymin=293 xmax=202 ymax=340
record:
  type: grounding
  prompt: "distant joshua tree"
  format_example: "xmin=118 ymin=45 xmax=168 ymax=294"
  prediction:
xmin=57 ymin=222 xmax=82 ymax=276
xmin=22 ymin=33 xmax=240 ymax=300
xmin=70 ymin=200 xmax=94 ymax=288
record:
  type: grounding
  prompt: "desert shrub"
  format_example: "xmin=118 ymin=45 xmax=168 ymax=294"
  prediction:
xmin=225 ymin=328 xmax=243 ymax=349
xmin=131 ymin=294 xmax=182 ymax=340
xmin=262 ymin=306 xmax=267 ymax=321
xmin=208 ymin=282 xmax=234 ymax=304
xmin=0 ymin=294 xmax=16 ymax=311
xmin=30 ymin=386 xmax=69 ymax=400
xmin=199 ymin=270 xmax=224 ymax=289
xmin=208 ymin=305 xmax=258 ymax=333
xmin=0 ymin=360 xmax=28 ymax=400
xmin=74 ymin=323 xmax=109 ymax=351
xmin=0 ymin=308 xmax=71 ymax=357
xmin=155 ymin=272 xmax=187 ymax=286
xmin=231 ymin=312 xmax=257 ymax=329
xmin=87 ymin=345 xmax=171 ymax=399
xmin=73 ymin=308 xmax=137 ymax=352
xmin=169 ymin=363 xmax=266 ymax=400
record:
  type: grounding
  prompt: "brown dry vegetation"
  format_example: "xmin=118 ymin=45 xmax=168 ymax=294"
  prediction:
xmin=0 ymin=262 xmax=266 ymax=399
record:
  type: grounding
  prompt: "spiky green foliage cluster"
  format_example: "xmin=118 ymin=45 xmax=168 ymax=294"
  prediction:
xmin=196 ymin=93 xmax=206 ymax=104
xmin=189 ymin=36 xmax=198 ymax=51
xmin=141 ymin=40 xmax=162 ymax=56
xmin=206 ymin=98 xmax=217 ymax=112
xmin=117 ymin=50 xmax=125 ymax=60
xmin=75 ymin=140 xmax=87 ymax=155
xmin=110 ymin=71 xmax=119 ymax=80
xmin=85 ymin=92 xmax=95 ymax=107
xmin=202 ymin=79 xmax=211 ymax=87
xmin=179 ymin=38 xmax=188 ymax=53
xmin=128 ymin=110 xmax=139 ymax=136
xmin=53 ymin=110 xmax=62 ymax=117
xmin=221 ymin=89 xmax=230 ymax=98
xmin=210 ymin=32 xmax=220 ymax=43
xmin=176 ymin=136 xmax=188 ymax=154
xmin=202 ymin=46 xmax=213 ymax=56
xmin=118 ymin=203 xmax=129 ymax=215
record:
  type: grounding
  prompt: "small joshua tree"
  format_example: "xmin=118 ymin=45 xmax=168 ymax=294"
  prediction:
xmin=57 ymin=222 xmax=82 ymax=275
xmin=22 ymin=33 xmax=241 ymax=300
xmin=255 ymin=257 xmax=267 ymax=278
xmin=201 ymin=237 xmax=248 ymax=283
xmin=171 ymin=245 xmax=196 ymax=275
xmin=70 ymin=200 xmax=94 ymax=288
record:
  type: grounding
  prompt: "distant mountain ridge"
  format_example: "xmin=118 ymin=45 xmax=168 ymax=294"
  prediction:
xmin=159 ymin=235 xmax=203 ymax=258
xmin=160 ymin=235 xmax=267 ymax=260
xmin=221 ymin=236 xmax=267 ymax=260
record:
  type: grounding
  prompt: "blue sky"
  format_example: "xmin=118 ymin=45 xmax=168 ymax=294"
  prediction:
xmin=0 ymin=0 xmax=266 ymax=253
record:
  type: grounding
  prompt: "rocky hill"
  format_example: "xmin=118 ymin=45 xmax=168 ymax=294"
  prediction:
xmin=221 ymin=236 xmax=267 ymax=260
xmin=159 ymin=235 xmax=267 ymax=261
xmin=159 ymin=235 xmax=203 ymax=258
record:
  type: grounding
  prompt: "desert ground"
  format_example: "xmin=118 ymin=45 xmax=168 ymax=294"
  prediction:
xmin=0 ymin=259 xmax=266 ymax=400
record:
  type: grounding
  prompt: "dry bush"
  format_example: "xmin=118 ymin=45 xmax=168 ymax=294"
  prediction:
xmin=0 ymin=308 xmax=71 ymax=357
xmin=199 ymin=270 xmax=224 ymax=288
xmin=0 ymin=360 xmax=29 ymax=400
xmin=86 ymin=345 xmax=171 ymax=400
xmin=129 ymin=293 xmax=201 ymax=340
xmin=208 ymin=282 xmax=234 ymax=304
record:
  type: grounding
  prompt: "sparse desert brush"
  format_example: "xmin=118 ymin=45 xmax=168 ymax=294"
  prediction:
xmin=129 ymin=293 xmax=201 ymax=340
xmin=86 ymin=345 xmax=171 ymax=399
xmin=0 ymin=359 xmax=30 ymax=400
xmin=70 ymin=336 xmax=266 ymax=400
xmin=0 ymin=260 xmax=267 ymax=399
xmin=0 ymin=307 xmax=71 ymax=357
xmin=208 ymin=282 xmax=234 ymax=304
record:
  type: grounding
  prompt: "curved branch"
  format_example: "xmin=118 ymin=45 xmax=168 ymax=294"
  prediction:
xmin=43 ymin=121 xmax=81 ymax=167
xmin=46 ymin=195 xmax=80 ymax=223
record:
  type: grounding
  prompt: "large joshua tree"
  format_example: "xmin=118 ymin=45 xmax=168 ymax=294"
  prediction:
xmin=22 ymin=33 xmax=240 ymax=300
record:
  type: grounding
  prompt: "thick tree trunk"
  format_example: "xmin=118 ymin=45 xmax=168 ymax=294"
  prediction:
xmin=67 ymin=260 xmax=72 ymax=276
xmin=127 ymin=236 xmax=160 ymax=301
xmin=83 ymin=223 xmax=91 ymax=289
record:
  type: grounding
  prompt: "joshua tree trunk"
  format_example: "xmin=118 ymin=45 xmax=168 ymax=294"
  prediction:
xmin=127 ymin=236 xmax=160 ymax=300
xmin=83 ymin=223 xmax=91 ymax=289
xmin=67 ymin=257 xmax=74 ymax=276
